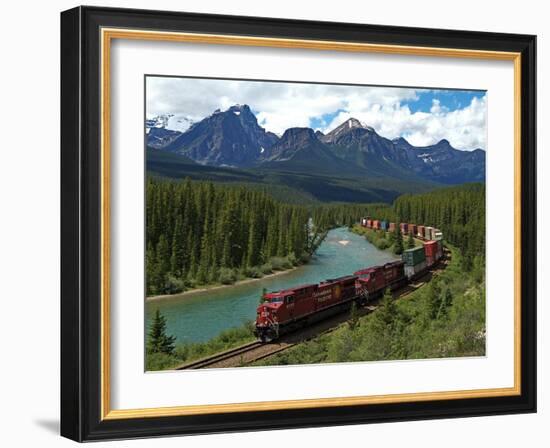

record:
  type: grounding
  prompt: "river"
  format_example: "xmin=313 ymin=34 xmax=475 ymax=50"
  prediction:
xmin=145 ymin=227 xmax=398 ymax=344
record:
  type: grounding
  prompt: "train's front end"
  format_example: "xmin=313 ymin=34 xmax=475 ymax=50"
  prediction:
xmin=354 ymin=267 xmax=375 ymax=303
xmin=255 ymin=292 xmax=285 ymax=342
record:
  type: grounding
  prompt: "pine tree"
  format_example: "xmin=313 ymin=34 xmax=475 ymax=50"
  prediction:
xmin=394 ymin=226 xmax=404 ymax=255
xmin=437 ymin=288 xmax=453 ymax=320
xmin=156 ymin=234 xmax=171 ymax=289
xmin=427 ymin=280 xmax=442 ymax=320
xmin=348 ymin=301 xmax=360 ymax=330
xmin=407 ymin=232 xmax=415 ymax=249
xmin=147 ymin=309 xmax=176 ymax=355
xmin=246 ymin=212 xmax=262 ymax=267
xmin=170 ymin=215 xmax=185 ymax=276
xmin=377 ymin=288 xmax=397 ymax=327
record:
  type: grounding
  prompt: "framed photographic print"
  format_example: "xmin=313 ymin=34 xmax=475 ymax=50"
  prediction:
xmin=60 ymin=6 xmax=537 ymax=441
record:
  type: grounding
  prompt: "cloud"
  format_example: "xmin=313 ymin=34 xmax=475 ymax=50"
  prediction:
xmin=146 ymin=77 xmax=486 ymax=150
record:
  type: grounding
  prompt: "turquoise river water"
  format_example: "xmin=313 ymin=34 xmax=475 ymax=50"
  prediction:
xmin=145 ymin=227 xmax=398 ymax=344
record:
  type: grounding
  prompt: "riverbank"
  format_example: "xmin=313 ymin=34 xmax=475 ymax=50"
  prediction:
xmin=146 ymin=265 xmax=299 ymax=302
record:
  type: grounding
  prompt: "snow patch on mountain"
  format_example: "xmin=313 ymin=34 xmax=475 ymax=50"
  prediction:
xmin=146 ymin=114 xmax=195 ymax=133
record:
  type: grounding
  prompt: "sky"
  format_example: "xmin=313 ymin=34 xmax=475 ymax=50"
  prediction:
xmin=146 ymin=76 xmax=487 ymax=151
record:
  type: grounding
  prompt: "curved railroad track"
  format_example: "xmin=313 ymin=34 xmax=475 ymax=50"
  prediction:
xmin=177 ymin=254 xmax=450 ymax=370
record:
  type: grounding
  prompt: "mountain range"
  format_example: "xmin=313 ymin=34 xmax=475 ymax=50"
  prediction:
xmin=146 ymin=104 xmax=485 ymax=203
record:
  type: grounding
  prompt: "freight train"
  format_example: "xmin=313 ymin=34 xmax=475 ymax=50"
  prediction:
xmin=254 ymin=219 xmax=444 ymax=342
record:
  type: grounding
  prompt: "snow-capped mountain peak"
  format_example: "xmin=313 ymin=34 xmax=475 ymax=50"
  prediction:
xmin=146 ymin=114 xmax=196 ymax=133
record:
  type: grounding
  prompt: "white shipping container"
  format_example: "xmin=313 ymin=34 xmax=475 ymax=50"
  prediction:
xmin=405 ymin=260 xmax=427 ymax=278
xmin=424 ymin=226 xmax=433 ymax=240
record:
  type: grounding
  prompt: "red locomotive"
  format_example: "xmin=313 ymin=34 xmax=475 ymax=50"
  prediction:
xmin=354 ymin=260 xmax=407 ymax=298
xmin=255 ymin=275 xmax=358 ymax=342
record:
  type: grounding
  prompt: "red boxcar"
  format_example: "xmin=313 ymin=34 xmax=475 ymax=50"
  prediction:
xmin=373 ymin=220 xmax=380 ymax=230
xmin=424 ymin=240 xmax=439 ymax=267
xmin=424 ymin=240 xmax=438 ymax=257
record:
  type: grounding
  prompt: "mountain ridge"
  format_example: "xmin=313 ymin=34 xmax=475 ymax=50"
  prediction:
xmin=147 ymin=105 xmax=485 ymax=185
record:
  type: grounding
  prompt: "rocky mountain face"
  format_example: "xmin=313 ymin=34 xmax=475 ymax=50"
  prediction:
xmin=147 ymin=105 xmax=485 ymax=184
xmin=392 ymin=137 xmax=486 ymax=184
xmin=146 ymin=127 xmax=183 ymax=150
xmin=156 ymin=105 xmax=278 ymax=167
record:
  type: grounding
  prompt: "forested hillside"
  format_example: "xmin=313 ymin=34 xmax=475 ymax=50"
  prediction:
xmin=146 ymin=179 xmax=484 ymax=296
xmin=313 ymin=183 xmax=485 ymax=269
xmin=146 ymin=178 xmax=319 ymax=295
xmin=393 ymin=183 xmax=485 ymax=268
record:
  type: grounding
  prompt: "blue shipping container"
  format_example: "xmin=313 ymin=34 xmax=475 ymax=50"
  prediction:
xmin=380 ymin=220 xmax=388 ymax=231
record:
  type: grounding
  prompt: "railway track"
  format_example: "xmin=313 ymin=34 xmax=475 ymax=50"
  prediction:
xmin=177 ymin=256 xmax=450 ymax=370
xmin=176 ymin=341 xmax=264 ymax=369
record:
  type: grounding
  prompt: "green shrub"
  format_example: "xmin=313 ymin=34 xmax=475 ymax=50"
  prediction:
xmin=287 ymin=252 xmax=298 ymax=266
xmin=270 ymin=257 xmax=292 ymax=270
xmin=146 ymin=352 xmax=179 ymax=371
xmin=219 ymin=267 xmax=237 ymax=285
xmin=162 ymin=275 xmax=186 ymax=295
xmin=260 ymin=263 xmax=273 ymax=275
xmin=243 ymin=266 xmax=263 ymax=278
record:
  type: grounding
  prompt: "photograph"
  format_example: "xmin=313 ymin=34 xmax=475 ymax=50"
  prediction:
xmin=144 ymin=76 xmax=487 ymax=371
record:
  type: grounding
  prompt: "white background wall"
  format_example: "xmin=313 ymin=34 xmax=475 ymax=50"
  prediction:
xmin=0 ymin=0 xmax=546 ymax=446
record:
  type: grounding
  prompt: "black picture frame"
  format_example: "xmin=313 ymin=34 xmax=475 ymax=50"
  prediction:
xmin=61 ymin=5 xmax=536 ymax=442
